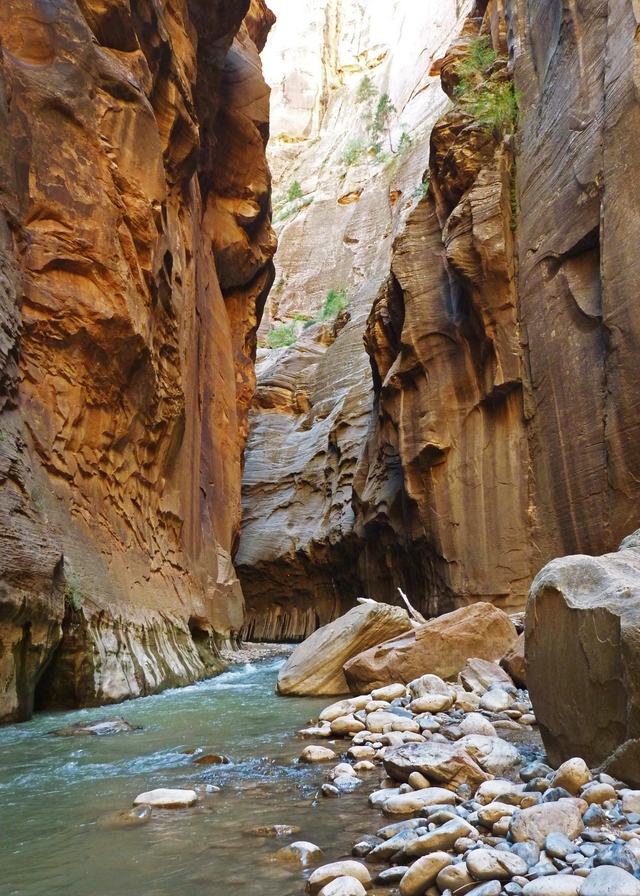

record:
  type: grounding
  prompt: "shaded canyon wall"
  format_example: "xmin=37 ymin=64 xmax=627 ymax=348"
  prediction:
xmin=0 ymin=0 xmax=276 ymax=721
xmin=236 ymin=0 xmax=640 ymax=639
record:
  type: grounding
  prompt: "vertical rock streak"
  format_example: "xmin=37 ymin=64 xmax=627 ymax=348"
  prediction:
xmin=238 ymin=0 xmax=640 ymax=639
xmin=0 ymin=0 xmax=275 ymax=721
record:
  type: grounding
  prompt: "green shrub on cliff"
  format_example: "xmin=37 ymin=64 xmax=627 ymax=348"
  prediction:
xmin=456 ymin=36 xmax=496 ymax=81
xmin=462 ymin=80 xmax=520 ymax=136
xmin=320 ymin=287 xmax=349 ymax=320
xmin=64 ymin=570 xmax=83 ymax=612
xmin=287 ymin=180 xmax=303 ymax=202
xmin=267 ymin=321 xmax=297 ymax=349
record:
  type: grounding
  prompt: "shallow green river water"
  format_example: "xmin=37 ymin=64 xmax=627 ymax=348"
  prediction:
xmin=0 ymin=659 xmax=381 ymax=896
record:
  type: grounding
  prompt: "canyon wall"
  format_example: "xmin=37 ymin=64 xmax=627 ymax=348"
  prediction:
xmin=0 ymin=0 xmax=275 ymax=722
xmin=237 ymin=0 xmax=640 ymax=639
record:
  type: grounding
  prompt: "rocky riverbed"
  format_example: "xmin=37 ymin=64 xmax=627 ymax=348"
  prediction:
xmin=257 ymin=659 xmax=640 ymax=895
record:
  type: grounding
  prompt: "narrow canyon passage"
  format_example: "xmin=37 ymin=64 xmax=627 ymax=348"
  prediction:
xmin=3 ymin=0 xmax=640 ymax=894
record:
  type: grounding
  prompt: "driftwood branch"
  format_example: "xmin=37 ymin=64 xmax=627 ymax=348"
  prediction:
xmin=397 ymin=587 xmax=427 ymax=625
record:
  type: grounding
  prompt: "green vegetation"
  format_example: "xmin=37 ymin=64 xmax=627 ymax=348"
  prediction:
xmin=267 ymin=321 xmax=298 ymax=349
xmin=320 ymin=287 xmax=349 ymax=320
xmin=412 ymin=177 xmax=430 ymax=202
xmin=31 ymin=487 xmax=44 ymax=513
xmin=456 ymin=36 xmax=496 ymax=81
xmin=457 ymin=80 xmax=520 ymax=136
xmin=64 ymin=569 xmax=83 ymax=613
xmin=452 ymin=36 xmax=519 ymax=138
xmin=287 ymin=180 xmax=303 ymax=202
xmin=342 ymin=138 xmax=366 ymax=166
xmin=356 ymin=75 xmax=376 ymax=104
xmin=397 ymin=131 xmax=412 ymax=154
xmin=274 ymin=276 xmax=286 ymax=293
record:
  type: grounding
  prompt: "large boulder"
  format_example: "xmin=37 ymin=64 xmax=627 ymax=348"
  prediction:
xmin=500 ymin=632 xmax=526 ymax=688
xmin=276 ymin=601 xmax=412 ymax=696
xmin=343 ymin=603 xmax=518 ymax=693
xmin=526 ymin=531 xmax=640 ymax=783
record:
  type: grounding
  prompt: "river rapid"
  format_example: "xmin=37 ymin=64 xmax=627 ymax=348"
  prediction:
xmin=0 ymin=659 xmax=377 ymax=896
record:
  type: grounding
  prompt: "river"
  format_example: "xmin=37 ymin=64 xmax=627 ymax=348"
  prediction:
xmin=0 ymin=659 xmax=377 ymax=896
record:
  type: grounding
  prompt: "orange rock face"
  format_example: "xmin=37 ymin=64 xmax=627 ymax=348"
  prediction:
xmin=0 ymin=0 xmax=275 ymax=721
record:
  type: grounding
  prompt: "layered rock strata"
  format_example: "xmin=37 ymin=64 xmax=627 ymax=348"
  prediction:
xmin=0 ymin=0 xmax=275 ymax=721
xmin=236 ymin=0 xmax=478 ymax=639
xmin=238 ymin=0 xmax=640 ymax=638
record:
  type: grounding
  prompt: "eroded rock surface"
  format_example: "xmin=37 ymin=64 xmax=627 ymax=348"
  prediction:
xmin=0 ymin=0 xmax=275 ymax=721
xmin=526 ymin=531 xmax=640 ymax=785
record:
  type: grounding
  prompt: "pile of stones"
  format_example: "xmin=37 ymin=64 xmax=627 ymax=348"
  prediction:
xmin=292 ymin=662 xmax=640 ymax=896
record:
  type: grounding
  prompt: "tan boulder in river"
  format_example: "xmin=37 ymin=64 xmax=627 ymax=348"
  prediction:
xmin=343 ymin=602 xmax=517 ymax=694
xmin=276 ymin=600 xmax=413 ymax=696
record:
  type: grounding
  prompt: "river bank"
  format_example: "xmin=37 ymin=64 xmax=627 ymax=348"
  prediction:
xmin=3 ymin=655 xmax=638 ymax=896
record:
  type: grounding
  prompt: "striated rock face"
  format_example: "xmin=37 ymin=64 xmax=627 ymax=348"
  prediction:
xmin=236 ymin=0 xmax=476 ymax=640
xmin=238 ymin=0 xmax=640 ymax=640
xmin=0 ymin=0 xmax=275 ymax=721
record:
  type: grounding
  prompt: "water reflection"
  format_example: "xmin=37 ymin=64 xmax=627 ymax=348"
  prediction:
xmin=0 ymin=660 xmax=382 ymax=896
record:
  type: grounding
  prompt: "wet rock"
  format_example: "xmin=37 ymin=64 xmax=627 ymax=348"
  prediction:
xmin=408 ymin=695 xmax=454 ymax=714
xmin=465 ymin=882 xmax=502 ymax=896
xmin=592 ymin=843 xmax=640 ymax=876
xmin=276 ymin=841 xmax=324 ymax=866
xmin=436 ymin=862 xmax=475 ymax=891
xmin=509 ymin=800 xmax=584 ymax=847
xmin=277 ymin=603 xmax=412 ymax=696
xmin=477 ymin=802 xmax=518 ymax=826
xmin=98 ymin=805 xmax=152 ymax=829
xmin=398 ymin=852 xmax=454 ymax=896
xmin=300 ymin=746 xmax=337 ymax=763
xmin=521 ymin=762 xmax=554 ymax=783
xmin=376 ymin=818 xmax=424 ymax=839
xmin=382 ymin=787 xmax=457 ymax=816
xmin=582 ymin=804 xmax=608 ymax=827
xmin=551 ymin=758 xmax=593 ymax=795
xmin=245 ymin=824 xmax=301 ymax=837
xmin=331 ymin=715 xmax=366 ymax=737
xmin=377 ymin=867 xmax=409 ymax=884
xmin=404 ymin=817 xmax=475 ymax=856
xmin=460 ymin=714 xmax=498 ymax=737
xmin=475 ymin=779 xmax=522 ymax=805
xmin=193 ymin=753 xmax=230 ymax=766
xmin=623 ymin=791 xmax=640 ymax=814
xmin=194 ymin=784 xmax=221 ymax=795
xmin=308 ymin=861 xmax=372 ymax=894
xmin=456 ymin=734 xmax=521 ymax=777
xmin=348 ymin=746 xmax=376 ymax=761
xmin=366 ymin=829 xmax=419 ymax=861
xmin=343 ymin=604 xmax=518 ymax=693
xmin=579 ymin=866 xmax=640 ymax=895
xmin=479 ymin=689 xmax=512 ymax=713
xmin=521 ymin=880 xmax=581 ymax=896
xmin=320 ymin=697 xmax=370 ymax=722
xmin=49 ymin=717 xmax=140 ymax=737
xmin=544 ymin=832 xmax=574 ymax=859
xmin=581 ymin=782 xmax=617 ymax=805
xmin=510 ymin=841 xmax=540 ymax=868
xmin=354 ymin=761 xmax=376 ymax=772
xmin=383 ymin=740 xmax=489 ymax=789
xmin=321 ymin=784 xmax=341 ymax=798
xmin=133 ymin=788 xmax=197 ymax=809
xmin=501 ymin=633 xmax=526 ymax=689
xmin=460 ymin=658 xmax=515 ymax=693
xmin=369 ymin=788 xmax=402 ymax=808
xmin=352 ymin=836 xmax=383 ymax=857
xmin=408 ymin=771 xmax=431 ymax=790
xmin=466 ymin=848 xmax=528 ymax=880
xmin=317 ymin=876 xmax=368 ymax=896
